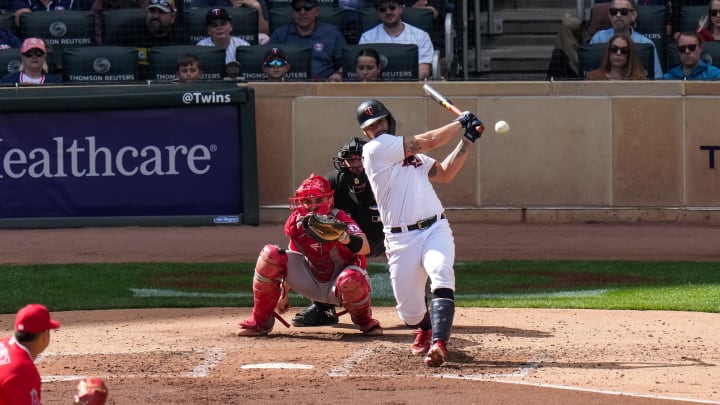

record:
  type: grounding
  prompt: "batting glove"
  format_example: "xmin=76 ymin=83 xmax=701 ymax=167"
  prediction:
xmin=463 ymin=118 xmax=484 ymax=143
xmin=454 ymin=111 xmax=477 ymax=128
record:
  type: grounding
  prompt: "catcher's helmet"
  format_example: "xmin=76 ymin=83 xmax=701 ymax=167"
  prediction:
xmin=289 ymin=173 xmax=334 ymax=216
xmin=74 ymin=377 xmax=108 ymax=405
xmin=356 ymin=99 xmax=396 ymax=134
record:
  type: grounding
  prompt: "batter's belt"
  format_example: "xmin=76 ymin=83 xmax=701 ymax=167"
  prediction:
xmin=389 ymin=213 xmax=446 ymax=233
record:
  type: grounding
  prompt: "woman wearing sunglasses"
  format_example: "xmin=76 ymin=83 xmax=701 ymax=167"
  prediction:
xmin=586 ymin=33 xmax=647 ymax=80
xmin=0 ymin=37 xmax=62 ymax=85
xmin=698 ymin=0 xmax=720 ymax=41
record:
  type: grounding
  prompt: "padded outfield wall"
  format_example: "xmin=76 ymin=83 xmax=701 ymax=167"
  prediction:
xmin=253 ymin=81 xmax=720 ymax=224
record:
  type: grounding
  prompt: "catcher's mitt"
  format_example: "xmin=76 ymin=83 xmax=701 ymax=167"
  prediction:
xmin=302 ymin=213 xmax=348 ymax=242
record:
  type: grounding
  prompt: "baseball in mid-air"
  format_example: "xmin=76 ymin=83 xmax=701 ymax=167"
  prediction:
xmin=494 ymin=120 xmax=510 ymax=135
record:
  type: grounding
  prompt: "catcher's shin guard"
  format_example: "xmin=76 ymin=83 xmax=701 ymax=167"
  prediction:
xmin=430 ymin=289 xmax=455 ymax=343
xmin=250 ymin=244 xmax=288 ymax=325
xmin=336 ymin=268 xmax=381 ymax=334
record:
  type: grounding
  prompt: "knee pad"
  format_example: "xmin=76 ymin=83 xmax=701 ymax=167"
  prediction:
xmin=335 ymin=268 xmax=371 ymax=304
xmin=255 ymin=244 xmax=288 ymax=283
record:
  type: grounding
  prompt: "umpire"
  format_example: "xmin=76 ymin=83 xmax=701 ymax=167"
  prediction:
xmin=292 ymin=137 xmax=385 ymax=327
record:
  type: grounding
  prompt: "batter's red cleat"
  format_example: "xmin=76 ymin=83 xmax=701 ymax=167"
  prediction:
xmin=411 ymin=328 xmax=432 ymax=355
xmin=424 ymin=340 xmax=447 ymax=367
xmin=237 ymin=318 xmax=274 ymax=337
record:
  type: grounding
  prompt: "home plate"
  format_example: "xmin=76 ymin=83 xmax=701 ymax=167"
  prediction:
xmin=241 ymin=363 xmax=313 ymax=369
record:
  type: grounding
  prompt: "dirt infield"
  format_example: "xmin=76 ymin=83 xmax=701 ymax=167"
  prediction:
xmin=1 ymin=222 xmax=719 ymax=404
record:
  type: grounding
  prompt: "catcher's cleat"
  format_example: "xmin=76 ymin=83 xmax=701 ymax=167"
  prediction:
xmin=237 ymin=318 xmax=274 ymax=337
xmin=359 ymin=318 xmax=383 ymax=336
xmin=424 ymin=340 xmax=448 ymax=367
xmin=292 ymin=302 xmax=339 ymax=327
xmin=411 ymin=328 xmax=432 ymax=355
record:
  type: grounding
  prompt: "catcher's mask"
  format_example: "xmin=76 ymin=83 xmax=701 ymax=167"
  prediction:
xmin=289 ymin=173 xmax=334 ymax=216
xmin=356 ymin=99 xmax=396 ymax=135
xmin=74 ymin=377 xmax=108 ymax=405
xmin=333 ymin=137 xmax=369 ymax=193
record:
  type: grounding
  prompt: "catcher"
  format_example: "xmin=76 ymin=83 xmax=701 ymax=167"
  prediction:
xmin=237 ymin=173 xmax=383 ymax=337
xmin=73 ymin=377 xmax=108 ymax=405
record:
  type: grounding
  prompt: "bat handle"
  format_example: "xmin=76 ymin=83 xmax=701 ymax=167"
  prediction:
xmin=274 ymin=311 xmax=291 ymax=328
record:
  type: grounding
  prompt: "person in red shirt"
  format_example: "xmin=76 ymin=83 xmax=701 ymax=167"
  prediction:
xmin=237 ymin=173 xmax=382 ymax=337
xmin=0 ymin=304 xmax=60 ymax=405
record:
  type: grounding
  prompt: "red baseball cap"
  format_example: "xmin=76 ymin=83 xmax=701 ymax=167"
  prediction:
xmin=20 ymin=37 xmax=46 ymax=54
xmin=15 ymin=304 xmax=60 ymax=333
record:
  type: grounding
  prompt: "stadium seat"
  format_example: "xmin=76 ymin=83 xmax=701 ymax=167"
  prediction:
xmin=101 ymin=8 xmax=147 ymax=46
xmin=148 ymin=44 xmax=225 ymax=80
xmin=234 ymin=43 xmax=311 ymax=81
xmin=265 ymin=0 xmax=337 ymax=8
xmin=184 ymin=7 xmax=259 ymax=45
xmin=635 ymin=4 xmax=668 ymax=72
xmin=63 ymin=46 xmax=139 ymax=83
xmin=357 ymin=6 xmax=433 ymax=35
xmin=0 ymin=48 xmax=21 ymax=77
xmin=19 ymin=10 xmax=95 ymax=70
xmin=269 ymin=5 xmax=344 ymax=35
xmin=587 ymin=3 xmax=611 ymax=37
xmin=0 ymin=12 xmax=13 ymax=31
xmin=578 ymin=42 xmax=655 ymax=79
xmin=341 ymin=42 xmax=418 ymax=81
xmin=678 ymin=5 xmax=706 ymax=33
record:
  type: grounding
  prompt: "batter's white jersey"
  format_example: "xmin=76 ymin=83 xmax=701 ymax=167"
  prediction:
xmin=358 ymin=22 xmax=434 ymax=64
xmin=362 ymin=133 xmax=443 ymax=231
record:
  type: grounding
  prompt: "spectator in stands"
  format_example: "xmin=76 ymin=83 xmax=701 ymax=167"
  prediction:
xmin=224 ymin=60 xmax=242 ymax=79
xmin=0 ymin=38 xmax=61 ymax=84
xmin=176 ymin=53 xmax=204 ymax=81
xmin=354 ymin=47 xmax=382 ymax=81
xmin=92 ymin=0 xmax=149 ymax=45
xmin=589 ymin=0 xmax=664 ymax=78
xmin=262 ymin=46 xmax=290 ymax=81
xmin=191 ymin=0 xmax=270 ymax=44
xmin=114 ymin=0 xmax=185 ymax=47
xmin=0 ymin=27 xmax=21 ymax=49
xmin=12 ymin=0 xmax=82 ymax=28
xmin=663 ymin=30 xmax=720 ymax=79
xmin=698 ymin=0 xmax=720 ymax=41
xmin=358 ymin=0 xmax=434 ymax=80
xmin=197 ymin=8 xmax=250 ymax=64
xmin=339 ymin=0 xmax=372 ymax=44
xmin=547 ymin=12 xmax=589 ymax=80
xmin=269 ymin=0 xmax=346 ymax=81
xmin=586 ymin=33 xmax=647 ymax=80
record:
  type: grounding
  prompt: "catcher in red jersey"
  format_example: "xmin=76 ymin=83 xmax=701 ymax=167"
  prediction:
xmin=0 ymin=304 xmax=60 ymax=405
xmin=237 ymin=173 xmax=383 ymax=337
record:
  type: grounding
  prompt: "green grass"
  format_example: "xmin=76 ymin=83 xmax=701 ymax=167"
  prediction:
xmin=1 ymin=260 xmax=719 ymax=314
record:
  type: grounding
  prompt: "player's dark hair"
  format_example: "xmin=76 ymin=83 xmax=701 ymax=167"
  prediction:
xmin=15 ymin=331 xmax=41 ymax=343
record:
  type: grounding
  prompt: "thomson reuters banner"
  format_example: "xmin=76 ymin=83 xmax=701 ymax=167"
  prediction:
xmin=0 ymin=84 xmax=258 ymax=226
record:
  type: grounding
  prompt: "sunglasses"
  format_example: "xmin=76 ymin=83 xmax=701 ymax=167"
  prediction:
xmin=149 ymin=0 xmax=173 ymax=9
xmin=378 ymin=5 xmax=398 ymax=13
xmin=266 ymin=59 xmax=286 ymax=67
xmin=22 ymin=49 xmax=45 ymax=58
xmin=678 ymin=44 xmax=699 ymax=52
xmin=711 ymin=9 xmax=720 ymax=16
xmin=608 ymin=7 xmax=633 ymax=16
xmin=609 ymin=45 xmax=629 ymax=55
xmin=291 ymin=3 xmax=315 ymax=11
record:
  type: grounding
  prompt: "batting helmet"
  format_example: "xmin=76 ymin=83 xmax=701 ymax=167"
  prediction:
xmin=356 ymin=99 xmax=396 ymax=134
xmin=288 ymin=173 xmax=334 ymax=216
xmin=74 ymin=377 xmax=108 ymax=405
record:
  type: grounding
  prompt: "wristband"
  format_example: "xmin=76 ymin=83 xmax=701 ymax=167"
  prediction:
xmin=345 ymin=234 xmax=363 ymax=253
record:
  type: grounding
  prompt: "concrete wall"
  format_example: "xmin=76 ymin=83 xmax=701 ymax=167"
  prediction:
xmin=250 ymin=81 xmax=720 ymax=224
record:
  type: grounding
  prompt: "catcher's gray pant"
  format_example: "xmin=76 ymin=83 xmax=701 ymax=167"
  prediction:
xmin=283 ymin=250 xmax=369 ymax=306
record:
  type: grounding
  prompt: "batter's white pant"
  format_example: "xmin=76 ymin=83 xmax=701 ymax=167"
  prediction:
xmin=384 ymin=218 xmax=455 ymax=326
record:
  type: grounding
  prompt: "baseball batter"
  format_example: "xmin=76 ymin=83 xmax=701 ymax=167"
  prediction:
xmin=356 ymin=99 xmax=482 ymax=367
xmin=237 ymin=174 xmax=383 ymax=337
xmin=0 ymin=304 xmax=60 ymax=405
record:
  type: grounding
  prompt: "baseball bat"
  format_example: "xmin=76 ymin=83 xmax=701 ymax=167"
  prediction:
xmin=422 ymin=83 xmax=485 ymax=133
